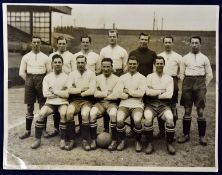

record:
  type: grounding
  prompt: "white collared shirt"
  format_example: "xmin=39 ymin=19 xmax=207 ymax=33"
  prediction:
xmin=73 ymin=50 xmax=100 ymax=74
xmin=114 ymin=72 xmax=146 ymax=109
xmin=158 ymin=51 xmax=182 ymax=76
xmin=20 ymin=51 xmax=51 ymax=74
xmin=100 ymin=45 xmax=128 ymax=71
xmin=49 ymin=50 xmax=74 ymax=74
xmin=146 ymin=72 xmax=173 ymax=99
xmin=180 ymin=52 xmax=213 ymax=86
xmin=95 ymin=73 xmax=119 ymax=98
xmin=43 ymin=72 xmax=69 ymax=105
xmin=67 ymin=69 xmax=96 ymax=96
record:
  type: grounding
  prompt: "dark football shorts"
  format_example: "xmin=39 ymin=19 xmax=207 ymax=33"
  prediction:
xmin=180 ymin=76 xmax=207 ymax=108
xmin=145 ymin=101 xmax=171 ymax=118
xmin=69 ymin=99 xmax=92 ymax=114
xmin=118 ymin=106 xmax=144 ymax=117
xmin=24 ymin=74 xmax=46 ymax=105
xmin=171 ymin=76 xmax=179 ymax=105
xmin=93 ymin=100 xmax=118 ymax=116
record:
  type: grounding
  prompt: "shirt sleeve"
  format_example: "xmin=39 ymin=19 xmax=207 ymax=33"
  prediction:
xmin=158 ymin=76 xmax=174 ymax=99
xmin=95 ymin=54 xmax=101 ymax=74
xmin=122 ymin=49 xmax=128 ymax=72
xmin=130 ymin=76 xmax=146 ymax=97
xmin=94 ymin=77 xmax=108 ymax=98
xmin=71 ymin=54 xmax=77 ymax=71
xmin=99 ymin=49 xmax=105 ymax=60
xmin=177 ymin=54 xmax=182 ymax=76
xmin=45 ymin=56 xmax=52 ymax=73
xmin=112 ymin=76 xmax=125 ymax=98
xmin=83 ymin=72 xmax=96 ymax=96
xmin=67 ymin=72 xmax=81 ymax=94
xmin=145 ymin=75 xmax=162 ymax=96
xmin=204 ymin=56 xmax=213 ymax=86
xmin=42 ymin=76 xmax=55 ymax=98
xmin=19 ymin=55 xmax=27 ymax=79
xmin=179 ymin=56 xmax=186 ymax=80
xmin=152 ymin=52 xmax=157 ymax=73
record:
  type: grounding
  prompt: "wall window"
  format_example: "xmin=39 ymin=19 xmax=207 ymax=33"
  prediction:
xmin=8 ymin=11 xmax=51 ymax=44
xmin=7 ymin=11 xmax=31 ymax=34
xmin=33 ymin=12 xmax=50 ymax=43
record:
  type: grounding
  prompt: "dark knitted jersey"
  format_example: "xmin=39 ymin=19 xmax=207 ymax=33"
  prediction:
xmin=129 ymin=47 xmax=157 ymax=76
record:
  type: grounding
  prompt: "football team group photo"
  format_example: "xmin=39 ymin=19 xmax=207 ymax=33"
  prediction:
xmin=4 ymin=4 xmax=218 ymax=171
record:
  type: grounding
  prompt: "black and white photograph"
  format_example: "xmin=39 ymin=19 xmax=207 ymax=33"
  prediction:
xmin=3 ymin=3 xmax=219 ymax=171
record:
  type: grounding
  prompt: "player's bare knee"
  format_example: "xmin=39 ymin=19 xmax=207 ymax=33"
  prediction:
xmin=134 ymin=120 xmax=142 ymax=128
xmin=133 ymin=116 xmax=142 ymax=128
xmin=109 ymin=108 xmax=117 ymax=121
xmin=37 ymin=114 xmax=46 ymax=122
xmin=117 ymin=120 xmax=124 ymax=128
xmin=66 ymin=111 xmax=74 ymax=121
xmin=81 ymin=111 xmax=90 ymax=123
xmin=164 ymin=110 xmax=174 ymax=127
xmin=109 ymin=113 xmax=117 ymax=123
xmin=60 ymin=113 xmax=66 ymax=123
xmin=27 ymin=104 xmax=34 ymax=115
xmin=185 ymin=107 xmax=192 ymax=116
xmin=90 ymin=113 xmax=97 ymax=123
xmin=197 ymin=107 xmax=204 ymax=118
xmin=144 ymin=110 xmax=153 ymax=124
xmin=81 ymin=109 xmax=90 ymax=119
xmin=90 ymin=108 xmax=98 ymax=122
xmin=66 ymin=107 xmax=75 ymax=121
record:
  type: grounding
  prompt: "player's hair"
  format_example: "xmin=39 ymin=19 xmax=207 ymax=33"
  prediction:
xmin=163 ymin=35 xmax=174 ymax=43
xmin=57 ymin=36 xmax=67 ymax=44
xmin=31 ymin=36 xmax=41 ymax=42
xmin=52 ymin=54 xmax=63 ymax=63
xmin=101 ymin=58 xmax=113 ymax=66
xmin=76 ymin=55 xmax=87 ymax=62
xmin=190 ymin=36 xmax=202 ymax=43
xmin=108 ymin=29 xmax=118 ymax=37
xmin=154 ymin=56 xmax=165 ymax=65
xmin=139 ymin=32 xmax=150 ymax=40
xmin=128 ymin=55 xmax=139 ymax=63
xmin=80 ymin=34 xmax=92 ymax=43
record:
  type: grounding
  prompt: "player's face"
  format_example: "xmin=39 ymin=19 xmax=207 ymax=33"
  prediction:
xmin=139 ymin=35 xmax=149 ymax=48
xmin=52 ymin=58 xmax=63 ymax=72
xmin=81 ymin=37 xmax=91 ymax=51
xmin=57 ymin=39 xmax=67 ymax=52
xmin=77 ymin=57 xmax=86 ymax=72
xmin=190 ymin=38 xmax=201 ymax=54
xmin=155 ymin=59 xmax=165 ymax=73
xmin=108 ymin=32 xmax=118 ymax=45
xmin=128 ymin=59 xmax=138 ymax=74
xmin=31 ymin=38 xmax=41 ymax=52
xmin=102 ymin=61 xmax=112 ymax=77
xmin=163 ymin=38 xmax=173 ymax=52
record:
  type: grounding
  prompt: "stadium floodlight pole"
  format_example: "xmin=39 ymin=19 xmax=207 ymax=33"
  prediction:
xmin=153 ymin=11 xmax=155 ymax=31
xmin=161 ymin=17 xmax=163 ymax=31
xmin=61 ymin=16 xmax=63 ymax=27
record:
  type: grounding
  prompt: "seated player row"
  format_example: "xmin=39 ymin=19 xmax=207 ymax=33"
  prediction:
xmin=30 ymin=54 xmax=176 ymax=155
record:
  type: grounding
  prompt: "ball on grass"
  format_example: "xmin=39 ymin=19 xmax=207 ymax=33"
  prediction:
xmin=96 ymin=132 xmax=112 ymax=148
